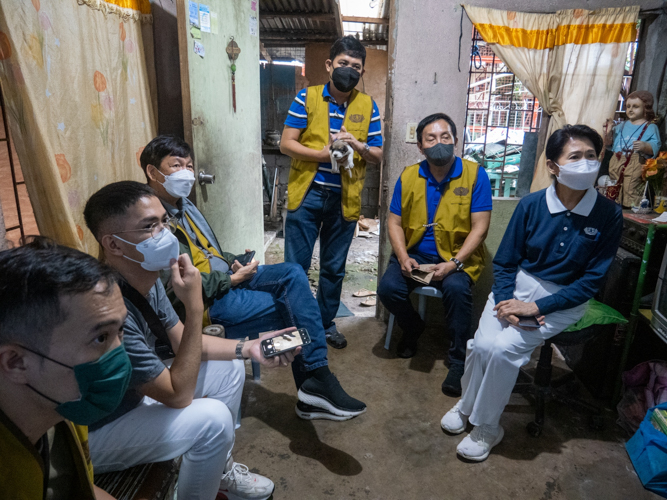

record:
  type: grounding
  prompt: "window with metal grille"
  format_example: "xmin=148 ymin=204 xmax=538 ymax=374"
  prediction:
xmin=463 ymin=24 xmax=641 ymax=198
xmin=615 ymin=20 xmax=641 ymax=120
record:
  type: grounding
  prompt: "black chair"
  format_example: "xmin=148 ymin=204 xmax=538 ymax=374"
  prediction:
xmin=512 ymin=326 xmax=605 ymax=437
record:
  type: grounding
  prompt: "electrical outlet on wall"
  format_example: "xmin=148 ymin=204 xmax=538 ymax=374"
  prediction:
xmin=406 ymin=122 xmax=418 ymax=143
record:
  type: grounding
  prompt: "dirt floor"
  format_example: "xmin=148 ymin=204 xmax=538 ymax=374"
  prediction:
xmin=231 ymin=234 xmax=657 ymax=500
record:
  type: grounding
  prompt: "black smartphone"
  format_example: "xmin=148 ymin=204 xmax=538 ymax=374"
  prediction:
xmin=517 ymin=315 xmax=540 ymax=328
xmin=237 ymin=250 xmax=256 ymax=267
xmin=261 ymin=328 xmax=311 ymax=358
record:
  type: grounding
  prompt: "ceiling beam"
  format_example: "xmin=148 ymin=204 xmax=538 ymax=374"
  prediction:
xmin=330 ymin=0 xmax=345 ymax=38
xmin=259 ymin=42 xmax=272 ymax=63
xmin=260 ymin=33 xmax=339 ymax=41
xmin=260 ymin=12 xmax=333 ymax=22
xmin=341 ymin=16 xmax=389 ymax=25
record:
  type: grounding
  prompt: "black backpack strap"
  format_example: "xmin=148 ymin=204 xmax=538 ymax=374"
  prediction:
xmin=119 ymin=280 xmax=175 ymax=360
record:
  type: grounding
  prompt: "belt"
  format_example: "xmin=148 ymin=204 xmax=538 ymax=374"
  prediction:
xmin=310 ymin=182 xmax=340 ymax=192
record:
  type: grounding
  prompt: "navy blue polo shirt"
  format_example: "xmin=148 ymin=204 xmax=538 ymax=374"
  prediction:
xmin=284 ymin=83 xmax=382 ymax=192
xmin=492 ymin=184 xmax=623 ymax=315
xmin=389 ymin=159 xmax=492 ymax=257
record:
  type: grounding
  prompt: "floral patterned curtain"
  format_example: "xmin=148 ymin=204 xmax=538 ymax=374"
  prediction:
xmin=0 ymin=0 xmax=156 ymax=253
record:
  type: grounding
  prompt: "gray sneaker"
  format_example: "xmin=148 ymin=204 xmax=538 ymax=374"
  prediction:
xmin=325 ymin=324 xmax=347 ymax=349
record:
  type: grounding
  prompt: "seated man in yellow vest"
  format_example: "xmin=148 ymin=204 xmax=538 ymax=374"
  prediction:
xmin=377 ymin=113 xmax=492 ymax=396
xmin=280 ymin=36 xmax=383 ymax=349
xmin=0 ymin=237 xmax=129 ymax=500
xmin=140 ymin=135 xmax=366 ymax=422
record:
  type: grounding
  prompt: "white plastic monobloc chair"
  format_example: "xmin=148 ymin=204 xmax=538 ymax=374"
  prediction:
xmin=384 ymin=286 xmax=443 ymax=350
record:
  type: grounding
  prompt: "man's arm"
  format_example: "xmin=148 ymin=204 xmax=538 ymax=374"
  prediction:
xmin=431 ymin=211 xmax=491 ymax=280
xmin=331 ymin=125 xmax=383 ymax=165
xmin=280 ymin=126 xmax=330 ymax=162
xmin=141 ymin=255 xmax=204 ymax=409
xmin=387 ymin=212 xmax=419 ymax=276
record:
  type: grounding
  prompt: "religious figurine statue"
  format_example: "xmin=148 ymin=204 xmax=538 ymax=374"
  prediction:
xmin=603 ymin=90 xmax=662 ymax=208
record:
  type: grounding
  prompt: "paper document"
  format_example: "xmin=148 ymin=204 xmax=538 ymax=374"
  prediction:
xmin=410 ymin=264 xmax=436 ymax=285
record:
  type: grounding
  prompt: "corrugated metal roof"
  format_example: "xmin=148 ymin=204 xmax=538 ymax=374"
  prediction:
xmin=259 ymin=0 xmax=343 ymax=46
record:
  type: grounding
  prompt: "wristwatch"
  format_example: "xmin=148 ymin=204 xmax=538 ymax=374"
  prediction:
xmin=449 ymin=257 xmax=464 ymax=272
xmin=235 ymin=339 xmax=248 ymax=360
xmin=362 ymin=142 xmax=370 ymax=154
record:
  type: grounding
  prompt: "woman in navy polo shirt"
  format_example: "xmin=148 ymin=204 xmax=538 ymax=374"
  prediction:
xmin=440 ymin=124 xmax=623 ymax=461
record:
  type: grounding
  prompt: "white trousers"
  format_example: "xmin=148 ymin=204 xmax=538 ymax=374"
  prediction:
xmin=459 ymin=270 xmax=587 ymax=428
xmin=90 ymin=360 xmax=245 ymax=500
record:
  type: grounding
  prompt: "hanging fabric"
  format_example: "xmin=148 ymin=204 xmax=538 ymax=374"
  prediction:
xmin=0 ymin=0 xmax=156 ymax=253
xmin=463 ymin=5 xmax=640 ymax=192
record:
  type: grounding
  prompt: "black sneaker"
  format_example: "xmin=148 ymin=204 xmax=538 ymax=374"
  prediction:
xmin=325 ymin=325 xmax=347 ymax=349
xmin=297 ymin=373 xmax=366 ymax=419
xmin=442 ymin=363 xmax=465 ymax=397
xmin=295 ymin=401 xmax=355 ymax=421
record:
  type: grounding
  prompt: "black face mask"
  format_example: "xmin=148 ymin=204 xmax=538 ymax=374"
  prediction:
xmin=423 ymin=143 xmax=455 ymax=167
xmin=331 ymin=66 xmax=361 ymax=93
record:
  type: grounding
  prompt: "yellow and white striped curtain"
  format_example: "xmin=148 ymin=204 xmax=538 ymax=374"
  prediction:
xmin=464 ymin=5 xmax=640 ymax=191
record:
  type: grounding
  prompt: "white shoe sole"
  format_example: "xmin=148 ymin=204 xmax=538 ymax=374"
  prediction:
xmin=297 ymin=389 xmax=367 ymax=418
xmin=217 ymin=487 xmax=274 ymax=500
xmin=295 ymin=405 xmax=354 ymax=421
xmin=457 ymin=427 xmax=505 ymax=462
xmin=440 ymin=414 xmax=467 ymax=434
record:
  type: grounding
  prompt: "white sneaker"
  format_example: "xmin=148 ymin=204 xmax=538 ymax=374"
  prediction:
xmin=456 ymin=424 xmax=504 ymax=462
xmin=440 ymin=400 xmax=468 ymax=434
xmin=218 ymin=463 xmax=275 ymax=500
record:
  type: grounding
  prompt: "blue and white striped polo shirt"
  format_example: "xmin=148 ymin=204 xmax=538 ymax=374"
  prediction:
xmin=284 ymin=83 xmax=383 ymax=192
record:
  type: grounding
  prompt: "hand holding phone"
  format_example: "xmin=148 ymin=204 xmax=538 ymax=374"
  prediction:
xmin=237 ymin=250 xmax=256 ymax=267
xmin=516 ymin=315 xmax=541 ymax=328
xmin=261 ymin=328 xmax=311 ymax=358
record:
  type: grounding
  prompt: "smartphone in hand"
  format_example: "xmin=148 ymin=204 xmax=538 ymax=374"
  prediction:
xmin=261 ymin=328 xmax=311 ymax=358
xmin=236 ymin=250 xmax=256 ymax=267
xmin=517 ymin=315 xmax=540 ymax=328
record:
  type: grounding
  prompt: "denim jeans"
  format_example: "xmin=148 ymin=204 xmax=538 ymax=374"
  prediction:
xmin=208 ymin=262 xmax=329 ymax=388
xmin=377 ymin=253 xmax=474 ymax=366
xmin=284 ymin=186 xmax=357 ymax=330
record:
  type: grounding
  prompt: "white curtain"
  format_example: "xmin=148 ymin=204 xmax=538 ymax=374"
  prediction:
xmin=464 ymin=5 xmax=640 ymax=191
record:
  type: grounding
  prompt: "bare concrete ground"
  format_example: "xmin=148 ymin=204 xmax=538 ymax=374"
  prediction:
xmin=265 ymin=234 xmax=380 ymax=318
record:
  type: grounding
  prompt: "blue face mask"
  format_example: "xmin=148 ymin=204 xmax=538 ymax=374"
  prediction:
xmin=23 ymin=344 xmax=132 ymax=426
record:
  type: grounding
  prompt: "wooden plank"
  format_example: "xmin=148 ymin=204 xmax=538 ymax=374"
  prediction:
xmin=329 ymin=0 xmax=344 ymax=38
xmin=259 ymin=42 xmax=272 ymax=63
xmin=342 ymin=16 xmax=389 ymax=25
xmin=176 ymin=0 xmax=193 ymax=147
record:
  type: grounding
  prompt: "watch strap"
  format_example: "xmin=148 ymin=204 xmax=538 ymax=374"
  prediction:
xmin=449 ymin=257 xmax=464 ymax=271
xmin=235 ymin=339 xmax=247 ymax=360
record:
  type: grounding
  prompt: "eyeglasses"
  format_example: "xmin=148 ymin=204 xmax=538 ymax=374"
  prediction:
xmin=114 ymin=216 xmax=179 ymax=240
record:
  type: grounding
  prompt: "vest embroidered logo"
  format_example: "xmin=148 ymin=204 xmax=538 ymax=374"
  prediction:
xmin=453 ymin=187 xmax=470 ymax=196
xmin=584 ymin=227 xmax=598 ymax=236
xmin=348 ymin=114 xmax=365 ymax=123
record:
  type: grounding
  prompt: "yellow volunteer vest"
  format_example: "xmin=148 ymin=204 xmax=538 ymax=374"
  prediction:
xmin=287 ymin=84 xmax=373 ymax=221
xmin=180 ymin=213 xmax=224 ymax=275
xmin=400 ymin=159 xmax=486 ymax=283
xmin=179 ymin=213 xmax=225 ymax=327
xmin=0 ymin=414 xmax=95 ymax=500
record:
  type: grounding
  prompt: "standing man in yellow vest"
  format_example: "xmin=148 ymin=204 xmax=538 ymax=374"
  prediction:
xmin=281 ymin=36 xmax=383 ymax=349
xmin=0 ymin=238 xmax=130 ymax=500
xmin=377 ymin=113 xmax=492 ymax=396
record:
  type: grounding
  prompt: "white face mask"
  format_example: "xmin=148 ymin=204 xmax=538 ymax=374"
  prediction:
xmin=114 ymin=228 xmax=180 ymax=271
xmin=555 ymin=159 xmax=600 ymax=191
xmin=157 ymin=169 xmax=196 ymax=199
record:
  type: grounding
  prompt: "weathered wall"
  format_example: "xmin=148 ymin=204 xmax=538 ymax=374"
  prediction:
xmin=180 ymin=0 xmax=264 ymax=258
xmin=304 ymin=43 xmax=388 ymax=218
xmin=378 ymin=0 xmax=664 ymax=318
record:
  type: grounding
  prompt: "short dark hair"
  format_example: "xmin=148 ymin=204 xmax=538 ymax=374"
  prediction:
xmin=416 ymin=113 xmax=458 ymax=143
xmin=84 ymin=181 xmax=156 ymax=240
xmin=0 ymin=237 xmax=118 ymax=349
xmin=330 ymin=36 xmax=366 ymax=66
xmin=545 ymin=124 xmax=603 ymax=162
xmin=139 ymin=135 xmax=194 ymax=177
